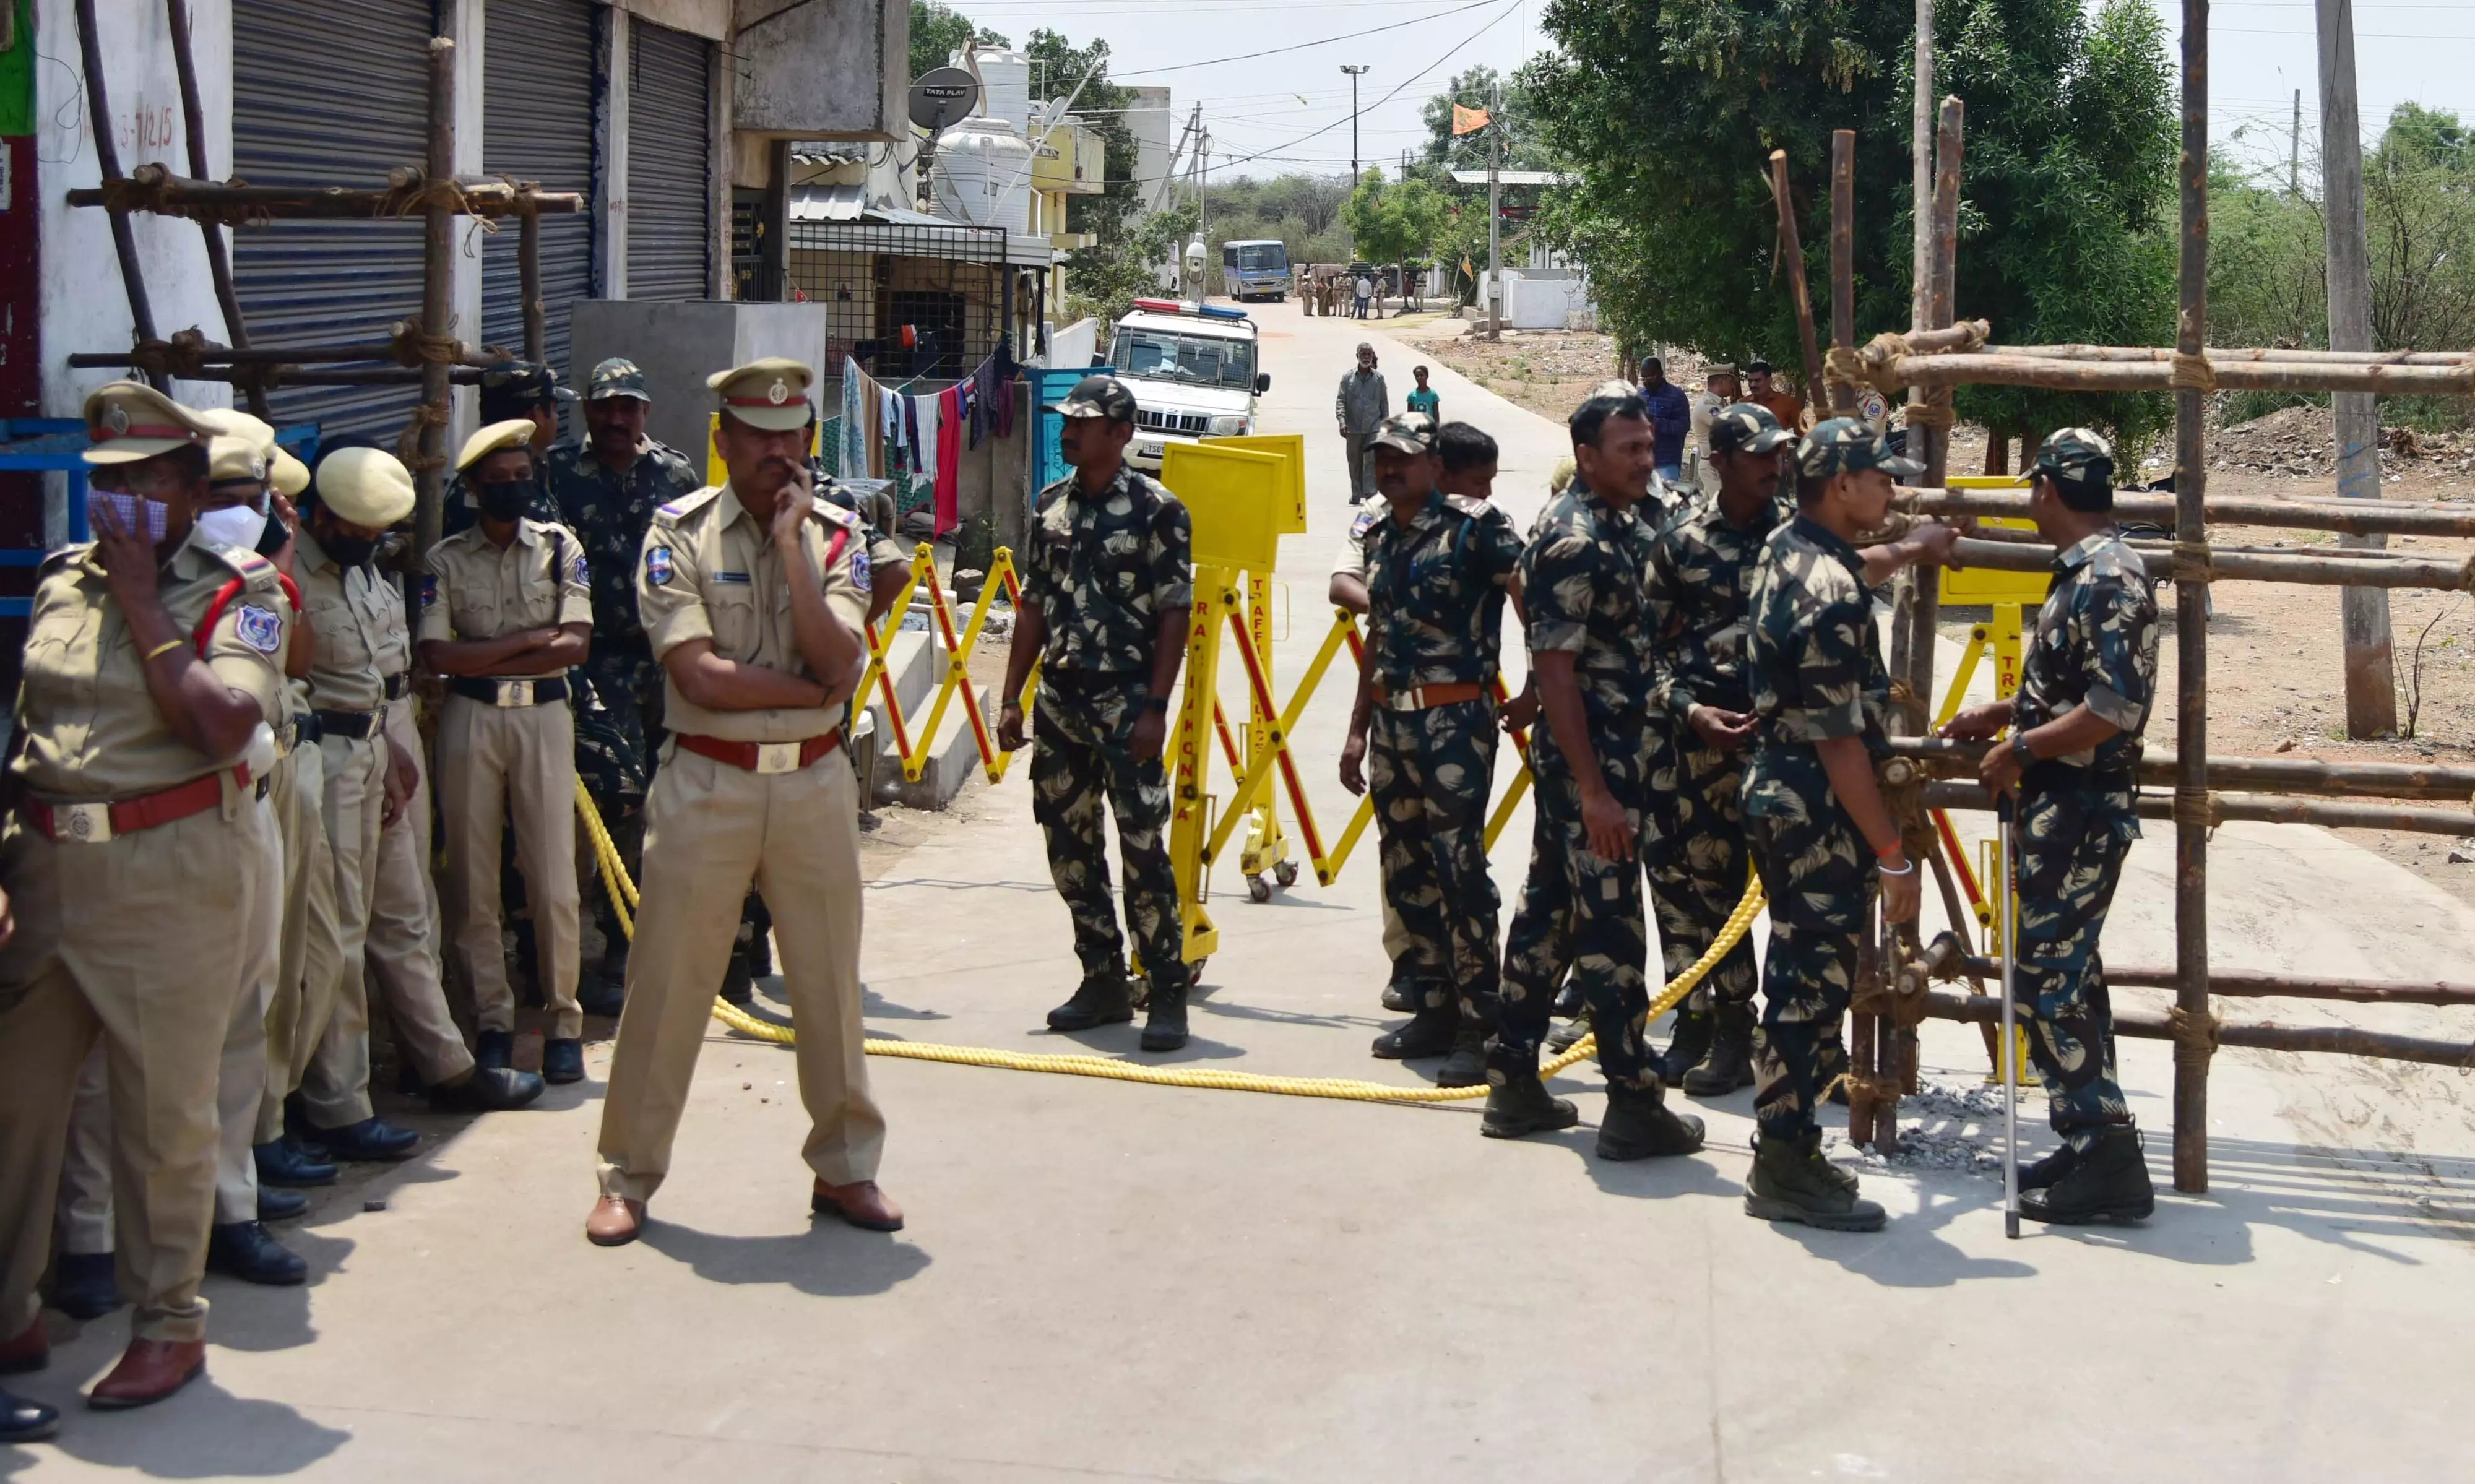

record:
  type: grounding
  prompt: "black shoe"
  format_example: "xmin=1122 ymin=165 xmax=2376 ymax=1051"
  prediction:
xmin=1370 ymin=1005 xmax=1457 ymax=1061
xmin=1481 ymin=1076 xmax=1581 ymax=1139
xmin=394 ymin=1062 xmax=428 ymax=1097
xmin=282 ymin=1094 xmax=324 ymax=1151
xmin=429 ymin=1066 xmax=546 ymax=1113
xmin=2018 ymin=1141 xmax=2083 ymax=1192
xmin=1139 ymin=985 xmax=1189 ymax=1052
xmin=1435 ymin=1023 xmax=1489 ymax=1087
xmin=720 ymin=951 xmax=755 ymax=1007
xmin=1682 ymin=1005 xmax=1756 ymax=1097
xmin=1596 ymin=1085 xmax=1707 ymax=1160
xmin=2021 ymin=1129 xmax=2154 ymax=1225
xmin=1047 ymin=968 xmax=1136 ymax=1032
xmin=1544 ymin=1017 xmax=1591 ymax=1055
xmin=475 ymin=1030 xmax=514 ymax=1073
xmin=205 ymin=1222 xmax=307 ymax=1287
xmin=51 ymin=1252 xmax=119 ymax=1321
xmin=1379 ymin=976 xmax=1417 ymax=1015
xmin=256 ymin=1188 xmax=308 ymax=1222
xmin=0 ymin=1384 xmax=58 ymax=1444
xmin=316 ymin=1116 xmax=420 ymax=1162
xmin=1744 ymin=1132 xmax=1885 ymax=1231
xmin=577 ymin=978 xmax=625 ymax=1018
xmin=542 ymin=1038 xmax=585 ymax=1084
xmin=254 ymin=1137 xmax=337 ymax=1189
xmin=1659 ymin=1007 xmax=1714 ymax=1085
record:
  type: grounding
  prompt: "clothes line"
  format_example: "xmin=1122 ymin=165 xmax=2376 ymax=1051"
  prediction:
xmin=836 ymin=350 xmax=1021 ymax=537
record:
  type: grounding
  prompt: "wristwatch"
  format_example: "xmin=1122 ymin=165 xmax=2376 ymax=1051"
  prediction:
xmin=1143 ymin=694 xmax=1170 ymax=713
xmin=2011 ymin=731 xmax=2037 ymax=769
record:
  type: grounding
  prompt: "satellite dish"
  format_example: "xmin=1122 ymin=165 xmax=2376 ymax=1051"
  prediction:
xmin=909 ymin=67 xmax=982 ymax=134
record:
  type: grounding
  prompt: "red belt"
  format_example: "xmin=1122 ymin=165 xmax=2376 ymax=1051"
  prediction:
xmin=1372 ymin=681 xmax=1487 ymax=712
xmin=25 ymin=769 xmax=241 ymax=844
xmin=675 ymin=731 xmax=843 ymax=775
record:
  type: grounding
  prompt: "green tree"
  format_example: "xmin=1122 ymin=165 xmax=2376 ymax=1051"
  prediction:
xmin=1524 ymin=0 xmax=2179 ymax=448
xmin=909 ymin=1 xmax=1006 ymax=85
xmin=1023 ymin=30 xmax=1147 ymax=308
xmin=1417 ymin=66 xmax=1552 ymax=174
xmin=1342 ymin=171 xmax=1449 ymax=297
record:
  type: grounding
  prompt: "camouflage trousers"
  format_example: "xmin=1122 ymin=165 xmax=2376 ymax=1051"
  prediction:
xmin=1744 ymin=796 xmax=1873 ymax=1139
xmin=574 ymin=649 xmax=662 ymax=951
xmin=1645 ymin=727 xmax=1759 ymax=1018
xmin=1486 ymin=723 xmax=1661 ymax=1092
xmin=1030 ymin=677 xmax=1191 ymax=996
xmin=2014 ymin=774 xmax=2139 ymax=1150
xmin=1366 ymin=699 xmax=1500 ymax=1015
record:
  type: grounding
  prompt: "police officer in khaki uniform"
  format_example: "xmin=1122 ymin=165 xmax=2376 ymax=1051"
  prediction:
xmin=0 ymin=382 xmax=290 ymax=1409
xmin=587 ymin=358 xmax=894 ymax=1247
xmin=293 ymin=448 xmax=540 ymax=1162
xmin=421 ymin=419 xmax=594 ymax=1083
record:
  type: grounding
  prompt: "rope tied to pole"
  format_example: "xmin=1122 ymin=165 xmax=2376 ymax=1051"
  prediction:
xmin=2172 ymin=784 xmax=2217 ymax=829
xmin=2168 ymin=1004 xmax=2220 ymax=1067
xmin=1857 ymin=330 xmax=1912 ymax=380
xmin=2169 ymin=350 xmax=2218 ymax=392
xmin=381 ymin=170 xmax=497 ymax=231
xmin=1903 ymin=400 xmax=1955 ymax=428
xmin=2170 ymin=540 xmax=2216 ymax=585
xmin=396 ymin=400 xmax=451 ymax=473
xmin=126 ymin=329 xmax=215 ymax=381
xmin=1823 ymin=345 xmax=1872 ymax=399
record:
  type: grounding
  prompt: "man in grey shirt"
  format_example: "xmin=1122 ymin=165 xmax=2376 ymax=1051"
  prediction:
xmin=1334 ymin=343 xmax=1389 ymax=500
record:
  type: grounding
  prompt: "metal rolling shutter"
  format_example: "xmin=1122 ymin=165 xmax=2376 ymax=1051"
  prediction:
xmin=483 ymin=0 xmax=598 ymax=377
xmin=231 ymin=0 xmax=433 ymax=440
xmin=628 ymin=18 xmax=714 ymax=300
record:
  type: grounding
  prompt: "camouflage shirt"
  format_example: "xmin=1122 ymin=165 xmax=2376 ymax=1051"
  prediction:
xmin=1644 ymin=491 xmax=1789 ymax=727
xmin=1519 ymin=485 xmax=1659 ymax=726
xmin=543 ymin=434 xmax=703 ymax=658
xmin=1022 ymin=462 xmax=1194 ymax=675
xmin=2014 ymin=529 xmax=2159 ymax=773
xmin=1741 ymin=514 xmax=1893 ymax=819
xmin=1361 ymin=490 xmax=1525 ymax=692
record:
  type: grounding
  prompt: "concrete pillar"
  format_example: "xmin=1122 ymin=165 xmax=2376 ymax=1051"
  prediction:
xmin=595 ymin=4 xmax=629 ymax=301
xmin=450 ymin=0 xmax=486 ymax=444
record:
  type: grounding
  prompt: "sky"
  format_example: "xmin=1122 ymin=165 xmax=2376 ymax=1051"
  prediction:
xmin=947 ymin=0 xmax=2475 ymax=194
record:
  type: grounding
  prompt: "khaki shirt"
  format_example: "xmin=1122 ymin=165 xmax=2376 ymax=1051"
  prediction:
xmin=418 ymin=518 xmax=593 ymax=678
xmin=295 ymin=527 xmax=401 ymax=712
xmin=636 ymin=483 xmax=868 ymax=744
xmin=12 ymin=536 xmax=292 ymax=801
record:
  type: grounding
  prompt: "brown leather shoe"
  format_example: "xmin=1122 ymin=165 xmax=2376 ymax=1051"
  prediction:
xmin=810 ymin=1179 xmax=904 ymax=1232
xmin=0 ymin=1318 xmax=45 ymax=1375
xmin=584 ymin=1195 xmax=646 ymax=1247
xmin=88 ymin=1338 xmax=205 ymax=1410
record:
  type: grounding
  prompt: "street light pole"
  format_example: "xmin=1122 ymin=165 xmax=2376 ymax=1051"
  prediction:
xmin=1341 ymin=64 xmax=1370 ymax=262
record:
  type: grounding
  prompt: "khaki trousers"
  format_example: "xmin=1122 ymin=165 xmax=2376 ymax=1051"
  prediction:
xmin=261 ymin=739 xmax=341 ymax=1142
xmin=438 ymin=693 xmax=582 ymax=1040
xmin=0 ymin=796 xmax=274 ymax=1344
xmin=366 ymin=697 xmax=474 ymax=1084
xmin=302 ymin=730 xmax=386 ymax=1126
xmin=596 ymin=746 xmax=879 ymax=1203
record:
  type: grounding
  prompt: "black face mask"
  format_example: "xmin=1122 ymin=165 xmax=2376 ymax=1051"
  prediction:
xmin=319 ymin=528 xmax=379 ymax=569
xmin=478 ymin=478 xmax=538 ymax=524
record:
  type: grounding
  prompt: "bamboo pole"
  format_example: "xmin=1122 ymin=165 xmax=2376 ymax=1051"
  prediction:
xmin=1985 ymin=343 xmax=2469 ymax=367
xmin=414 ymin=37 xmax=456 ymax=559
xmin=2173 ymin=0 xmax=2214 ymax=1195
xmin=66 ymin=170 xmax=582 ymax=220
xmin=74 ymin=0 xmax=161 ymax=389
xmin=1828 ymin=129 xmax=1859 ymax=418
xmin=1938 ymin=954 xmax=2475 ymax=1007
xmin=1898 ymin=485 xmax=2475 ymax=538
xmin=1920 ymin=780 xmax=2475 ymax=836
xmin=1885 ymin=352 xmax=2471 ymax=396
xmin=164 ymin=0 xmax=266 ymax=418
xmin=1941 ymin=534 xmax=2472 ymax=590
xmin=520 ymin=209 xmax=546 ymax=364
xmin=1885 ymin=736 xmax=2475 ymax=801
xmin=1768 ymin=150 xmax=1827 ymax=406
xmin=1917 ymin=990 xmax=2475 ymax=1068
xmin=1902 ymin=317 xmax=1982 ymax=357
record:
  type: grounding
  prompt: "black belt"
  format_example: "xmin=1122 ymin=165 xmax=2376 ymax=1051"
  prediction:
xmin=447 ymin=676 xmax=571 ymax=707
xmin=383 ymin=672 xmax=410 ymax=700
xmin=297 ymin=712 xmax=324 ymax=745
xmin=313 ymin=708 xmax=381 ymax=740
xmin=2024 ymin=759 xmax=2138 ymax=792
xmin=1041 ymin=668 xmax=1147 ymax=692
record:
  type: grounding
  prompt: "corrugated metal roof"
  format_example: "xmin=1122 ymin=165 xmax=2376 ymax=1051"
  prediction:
xmin=788 ymin=184 xmax=868 ymax=222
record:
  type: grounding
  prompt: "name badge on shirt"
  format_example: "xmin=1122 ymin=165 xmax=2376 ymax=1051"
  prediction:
xmin=714 ymin=571 xmax=753 ymax=585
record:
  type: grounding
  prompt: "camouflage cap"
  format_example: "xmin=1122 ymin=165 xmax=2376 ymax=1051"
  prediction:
xmin=2033 ymin=426 xmax=2115 ymax=489
xmin=1368 ymin=411 xmax=1436 ymax=455
xmin=1797 ymin=416 xmax=1925 ymax=480
xmin=588 ymin=357 xmax=652 ymax=402
xmin=478 ymin=362 xmax=573 ymax=420
xmin=1047 ymin=374 xmax=1137 ymax=424
xmin=1708 ymin=401 xmax=1793 ymax=455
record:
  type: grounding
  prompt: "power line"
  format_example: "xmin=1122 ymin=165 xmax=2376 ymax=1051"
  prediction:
xmin=1111 ymin=0 xmax=1501 ymax=77
xmin=1191 ymin=0 xmax=1523 ymax=168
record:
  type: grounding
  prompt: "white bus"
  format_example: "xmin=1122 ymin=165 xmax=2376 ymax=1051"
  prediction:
xmin=1220 ymin=239 xmax=1291 ymax=301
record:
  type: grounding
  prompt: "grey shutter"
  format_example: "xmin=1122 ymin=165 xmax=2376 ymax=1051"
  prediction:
xmin=483 ymin=0 xmax=599 ymax=379
xmin=231 ymin=0 xmax=433 ymax=440
xmin=628 ymin=19 xmax=713 ymax=301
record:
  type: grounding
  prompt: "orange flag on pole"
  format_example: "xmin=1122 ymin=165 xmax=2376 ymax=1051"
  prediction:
xmin=1451 ymin=104 xmax=1491 ymax=136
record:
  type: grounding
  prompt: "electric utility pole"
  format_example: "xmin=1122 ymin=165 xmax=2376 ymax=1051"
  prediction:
xmin=2317 ymin=0 xmax=2398 ymax=735
xmin=2291 ymin=87 xmax=2303 ymax=197
xmin=1485 ymin=79 xmax=1501 ymax=340
xmin=1341 ymin=64 xmax=1369 ymax=259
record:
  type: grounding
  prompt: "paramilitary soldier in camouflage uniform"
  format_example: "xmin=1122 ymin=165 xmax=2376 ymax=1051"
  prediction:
xmin=1336 ymin=413 xmax=1523 ymax=1087
xmin=1739 ymin=418 xmax=1957 ymax=1232
xmin=1643 ymin=403 xmax=1794 ymax=1097
xmin=1482 ymin=393 xmax=1706 ymax=1163
xmin=996 ymin=375 xmax=1198 ymax=1053
xmin=1941 ymin=428 xmax=2159 ymax=1225
xmin=545 ymin=358 xmax=701 ymax=1011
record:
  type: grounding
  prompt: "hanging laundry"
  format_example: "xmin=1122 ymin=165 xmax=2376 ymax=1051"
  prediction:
xmin=914 ymin=390 xmax=941 ymax=522
xmin=840 ymin=360 xmax=870 ymax=480
xmin=934 ymin=384 xmax=964 ymax=535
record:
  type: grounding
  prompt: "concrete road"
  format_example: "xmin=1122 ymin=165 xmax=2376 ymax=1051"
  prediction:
xmin=9 ymin=300 xmax=2473 ymax=1482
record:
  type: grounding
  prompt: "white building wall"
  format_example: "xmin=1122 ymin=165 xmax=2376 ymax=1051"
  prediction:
xmin=1126 ymin=86 xmax=1172 ymax=210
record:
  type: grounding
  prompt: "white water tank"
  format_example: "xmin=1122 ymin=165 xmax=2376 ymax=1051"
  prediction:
xmin=933 ymin=116 xmax=1034 ymax=233
xmin=969 ymin=48 xmax=1033 ymax=134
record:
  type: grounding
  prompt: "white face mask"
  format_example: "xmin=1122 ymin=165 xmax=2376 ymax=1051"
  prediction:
xmin=192 ymin=503 xmax=269 ymax=553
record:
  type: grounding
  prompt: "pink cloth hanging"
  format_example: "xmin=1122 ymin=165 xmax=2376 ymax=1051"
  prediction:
xmin=933 ymin=384 xmax=964 ymax=535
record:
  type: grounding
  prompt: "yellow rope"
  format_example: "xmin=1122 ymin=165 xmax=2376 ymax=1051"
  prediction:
xmin=575 ymin=777 xmax=1767 ymax=1105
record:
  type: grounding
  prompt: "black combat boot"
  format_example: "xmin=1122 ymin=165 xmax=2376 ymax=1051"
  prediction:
xmin=1659 ymin=1006 xmax=1714 ymax=1086
xmin=719 ymin=949 xmax=756 ymax=1007
xmin=1046 ymin=968 xmax=1136 ymax=1031
xmin=1138 ymin=980 xmax=1189 ymax=1052
xmin=1435 ymin=1022 xmax=1489 ymax=1088
xmin=1480 ymin=1076 xmax=1579 ymax=1139
xmin=1743 ymin=1132 xmax=1886 ymax=1231
xmin=1596 ymin=1084 xmax=1706 ymax=1160
xmin=2021 ymin=1128 xmax=2154 ymax=1224
xmin=1683 ymin=1003 xmax=1756 ymax=1096
xmin=1545 ymin=1016 xmax=1592 ymax=1055
xmin=2017 ymin=1142 xmax=2081 ymax=1192
xmin=1370 ymin=1004 xmax=1458 ymax=1060
xmin=1379 ymin=962 xmax=1422 ymax=1014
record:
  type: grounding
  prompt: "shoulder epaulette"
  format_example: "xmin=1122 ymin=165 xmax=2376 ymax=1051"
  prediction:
xmin=204 ymin=541 xmax=285 ymax=595
xmin=807 ymin=498 xmax=858 ymax=530
xmin=654 ymin=485 xmax=725 ymax=524
xmin=39 ymin=543 xmax=92 ymax=576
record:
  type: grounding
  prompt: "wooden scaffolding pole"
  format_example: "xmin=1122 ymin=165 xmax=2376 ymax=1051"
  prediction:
xmin=1828 ymin=130 xmax=1859 ymax=418
xmin=164 ymin=0 xmax=265 ymax=418
xmin=1768 ymin=152 xmax=1827 ymax=407
xmin=74 ymin=0 xmax=160 ymax=387
xmin=2172 ymin=0 xmax=2214 ymax=1195
xmin=415 ymin=36 xmax=457 ymax=559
